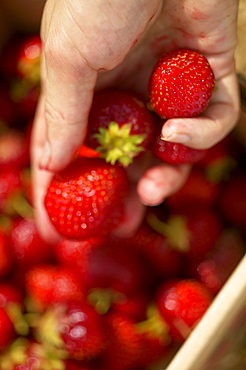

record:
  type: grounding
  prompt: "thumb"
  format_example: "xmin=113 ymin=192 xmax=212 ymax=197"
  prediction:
xmin=39 ymin=50 xmax=97 ymax=172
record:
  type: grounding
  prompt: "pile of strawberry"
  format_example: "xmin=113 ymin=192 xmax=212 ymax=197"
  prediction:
xmin=0 ymin=34 xmax=245 ymax=370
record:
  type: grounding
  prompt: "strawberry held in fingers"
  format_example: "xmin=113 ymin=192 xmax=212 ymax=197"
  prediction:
xmin=85 ymin=88 xmax=155 ymax=166
xmin=44 ymin=157 xmax=129 ymax=239
xmin=149 ymin=48 xmax=215 ymax=118
xmin=152 ymin=118 xmax=207 ymax=165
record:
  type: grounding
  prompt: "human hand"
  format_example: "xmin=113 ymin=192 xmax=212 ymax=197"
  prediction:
xmin=31 ymin=0 xmax=240 ymax=242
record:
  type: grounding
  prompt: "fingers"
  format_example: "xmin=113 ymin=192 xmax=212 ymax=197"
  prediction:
xmin=38 ymin=49 xmax=97 ymax=172
xmin=137 ymin=163 xmax=191 ymax=206
xmin=37 ymin=0 xmax=162 ymax=173
xmin=31 ymin=93 xmax=62 ymax=243
xmin=161 ymin=73 xmax=240 ymax=149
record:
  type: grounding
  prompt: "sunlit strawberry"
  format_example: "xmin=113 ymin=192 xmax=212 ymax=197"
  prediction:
xmin=25 ymin=264 xmax=84 ymax=311
xmin=149 ymin=48 xmax=215 ymax=118
xmin=156 ymin=279 xmax=213 ymax=343
xmin=186 ymin=229 xmax=245 ymax=295
xmin=85 ymin=88 xmax=155 ymax=166
xmin=45 ymin=157 xmax=129 ymax=239
xmin=36 ymin=301 xmax=106 ymax=361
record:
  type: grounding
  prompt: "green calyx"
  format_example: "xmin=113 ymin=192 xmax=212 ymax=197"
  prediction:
xmin=94 ymin=121 xmax=146 ymax=167
xmin=146 ymin=213 xmax=191 ymax=253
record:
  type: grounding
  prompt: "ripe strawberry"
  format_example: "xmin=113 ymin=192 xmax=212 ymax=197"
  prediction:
xmin=64 ymin=359 xmax=96 ymax=370
xmin=148 ymin=48 xmax=215 ymax=118
xmin=0 ymin=35 xmax=41 ymax=83
xmin=25 ymin=264 xmax=84 ymax=310
xmin=197 ymin=135 xmax=236 ymax=173
xmin=0 ymin=283 xmax=24 ymax=308
xmin=111 ymin=291 xmax=149 ymax=322
xmin=9 ymin=217 xmax=53 ymax=270
xmin=0 ymin=230 xmax=13 ymax=280
xmin=0 ymin=307 xmax=16 ymax=351
xmin=0 ymin=129 xmax=30 ymax=170
xmin=147 ymin=207 xmax=223 ymax=260
xmin=125 ymin=219 xmax=182 ymax=279
xmin=55 ymin=237 xmax=146 ymax=296
xmin=218 ymin=172 xmax=246 ymax=230
xmin=186 ymin=229 xmax=245 ymax=295
xmin=85 ymin=88 xmax=155 ymax=166
xmin=136 ymin=305 xmax=172 ymax=368
xmin=0 ymin=85 xmax=17 ymax=126
xmin=156 ymin=279 xmax=213 ymax=342
xmin=15 ymin=35 xmax=42 ymax=85
xmin=100 ymin=312 xmax=144 ymax=370
xmin=54 ymin=235 xmax=105 ymax=267
xmin=11 ymin=83 xmax=40 ymax=120
xmin=166 ymin=167 xmax=220 ymax=211
xmin=0 ymin=167 xmax=24 ymax=216
xmin=76 ymin=144 xmax=101 ymax=158
xmin=36 ymin=301 xmax=106 ymax=361
xmin=44 ymin=157 xmax=129 ymax=239
xmin=151 ymin=118 xmax=207 ymax=164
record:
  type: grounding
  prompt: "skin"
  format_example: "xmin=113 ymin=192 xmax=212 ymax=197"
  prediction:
xmin=0 ymin=0 xmax=240 ymax=242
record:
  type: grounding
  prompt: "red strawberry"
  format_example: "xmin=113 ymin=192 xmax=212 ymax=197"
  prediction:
xmin=147 ymin=207 xmax=223 ymax=260
xmin=152 ymin=118 xmax=207 ymax=164
xmin=15 ymin=35 xmax=42 ymax=85
xmin=0 ymin=230 xmax=13 ymax=280
xmin=166 ymin=167 xmax=220 ymax=211
xmin=197 ymin=135 xmax=236 ymax=173
xmin=0 ymin=307 xmax=16 ymax=351
xmin=55 ymin=237 xmax=146 ymax=296
xmin=111 ymin=291 xmax=149 ymax=322
xmin=100 ymin=313 xmax=144 ymax=370
xmin=0 ymin=283 xmax=24 ymax=308
xmin=44 ymin=157 xmax=129 ymax=239
xmin=125 ymin=219 xmax=182 ymax=279
xmin=156 ymin=279 xmax=213 ymax=342
xmin=136 ymin=305 xmax=172 ymax=368
xmin=36 ymin=301 xmax=106 ymax=361
xmin=0 ymin=129 xmax=29 ymax=170
xmin=0 ymin=35 xmax=41 ymax=83
xmin=25 ymin=264 xmax=84 ymax=310
xmin=76 ymin=144 xmax=101 ymax=158
xmin=64 ymin=360 xmax=96 ymax=370
xmin=0 ymin=85 xmax=17 ymax=126
xmin=10 ymin=81 xmax=40 ymax=120
xmin=85 ymin=88 xmax=155 ymax=166
xmin=54 ymin=236 xmax=105 ymax=268
xmin=186 ymin=229 xmax=245 ymax=295
xmin=9 ymin=217 xmax=53 ymax=270
xmin=0 ymin=167 xmax=24 ymax=216
xmin=218 ymin=172 xmax=246 ymax=230
xmin=148 ymin=48 xmax=215 ymax=118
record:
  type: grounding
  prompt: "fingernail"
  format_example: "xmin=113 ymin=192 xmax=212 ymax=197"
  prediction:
xmin=39 ymin=141 xmax=51 ymax=170
xmin=161 ymin=133 xmax=190 ymax=144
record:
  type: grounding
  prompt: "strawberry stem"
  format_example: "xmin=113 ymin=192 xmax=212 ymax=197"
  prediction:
xmin=136 ymin=304 xmax=171 ymax=345
xmin=94 ymin=121 xmax=146 ymax=166
xmin=146 ymin=213 xmax=191 ymax=252
xmin=88 ymin=288 xmax=125 ymax=315
xmin=6 ymin=303 xmax=29 ymax=336
xmin=11 ymin=193 xmax=33 ymax=219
